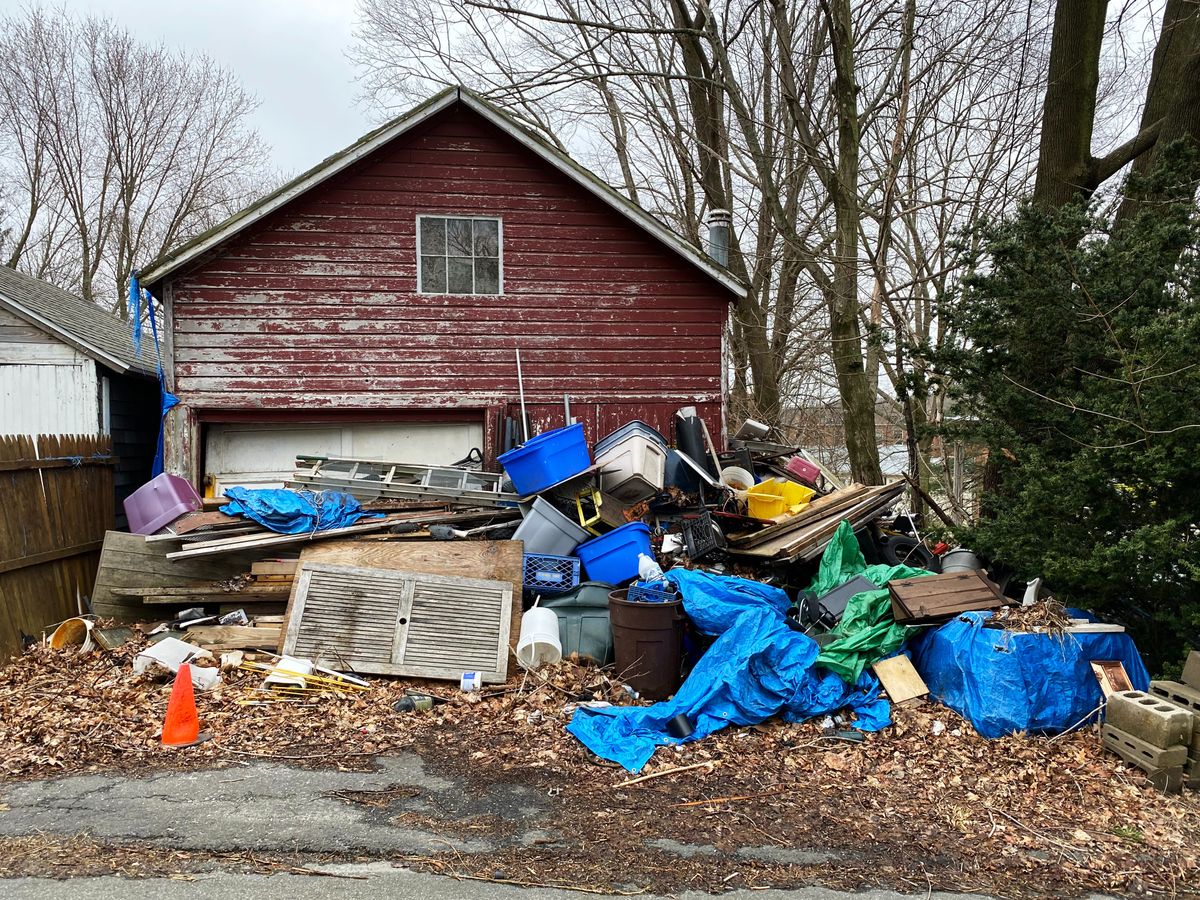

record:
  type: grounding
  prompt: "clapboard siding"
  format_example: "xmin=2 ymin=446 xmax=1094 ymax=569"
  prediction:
xmin=167 ymin=104 xmax=728 ymax=442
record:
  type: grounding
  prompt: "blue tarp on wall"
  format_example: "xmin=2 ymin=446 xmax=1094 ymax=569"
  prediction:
xmin=909 ymin=611 xmax=1150 ymax=738
xmin=220 ymin=487 xmax=380 ymax=535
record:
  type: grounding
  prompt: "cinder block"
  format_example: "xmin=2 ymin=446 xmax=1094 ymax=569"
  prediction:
xmin=1106 ymin=690 xmax=1194 ymax=748
xmin=1149 ymin=681 xmax=1200 ymax=732
xmin=1146 ymin=766 xmax=1184 ymax=794
xmin=1102 ymin=724 xmax=1188 ymax=771
xmin=1149 ymin=680 xmax=1200 ymax=715
xmin=1183 ymin=651 xmax=1200 ymax=690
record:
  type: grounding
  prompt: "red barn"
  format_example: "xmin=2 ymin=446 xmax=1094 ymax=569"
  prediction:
xmin=142 ymin=88 xmax=742 ymax=493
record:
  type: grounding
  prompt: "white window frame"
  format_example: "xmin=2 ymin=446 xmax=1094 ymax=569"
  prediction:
xmin=416 ymin=214 xmax=504 ymax=296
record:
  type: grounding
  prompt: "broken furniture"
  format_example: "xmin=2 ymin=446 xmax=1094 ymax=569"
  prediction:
xmin=282 ymin=562 xmax=512 ymax=683
xmin=888 ymin=570 xmax=1008 ymax=624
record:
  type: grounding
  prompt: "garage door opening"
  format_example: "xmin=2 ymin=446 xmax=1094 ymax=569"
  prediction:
xmin=203 ymin=420 xmax=485 ymax=495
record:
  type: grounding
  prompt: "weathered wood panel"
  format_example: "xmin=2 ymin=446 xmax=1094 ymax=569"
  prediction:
xmin=0 ymin=361 xmax=98 ymax=438
xmin=165 ymin=103 xmax=729 ymax=465
xmin=0 ymin=435 xmax=114 ymax=660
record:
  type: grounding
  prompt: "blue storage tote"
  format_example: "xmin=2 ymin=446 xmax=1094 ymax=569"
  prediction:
xmin=576 ymin=522 xmax=652 ymax=584
xmin=498 ymin=423 xmax=591 ymax=496
xmin=523 ymin=553 xmax=581 ymax=596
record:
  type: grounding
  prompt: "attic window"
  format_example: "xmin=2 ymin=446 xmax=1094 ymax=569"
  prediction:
xmin=417 ymin=216 xmax=502 ymax=295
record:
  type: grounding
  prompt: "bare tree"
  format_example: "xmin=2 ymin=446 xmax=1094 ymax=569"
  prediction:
xmin=0 ymin=5 xmax=270 ymax=315
xmin=351 ymin=0 xmax=1047 ymax=485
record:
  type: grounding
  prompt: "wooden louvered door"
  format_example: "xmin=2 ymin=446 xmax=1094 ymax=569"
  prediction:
xmin=283 ymin=562 xmax=512 ymax=682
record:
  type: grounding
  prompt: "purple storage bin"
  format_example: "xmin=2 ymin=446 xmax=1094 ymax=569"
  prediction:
xmin=124 ymin=473 xmax=202 ymax=534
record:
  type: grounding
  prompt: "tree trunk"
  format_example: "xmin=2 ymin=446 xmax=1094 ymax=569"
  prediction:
xmin=824 ymin=0 xmax=883 ymax=485
xmin=1032 ymin=0 xmax=1107 ymax=208
xmin=1116 ymin=0 xmax=1200 ymax=223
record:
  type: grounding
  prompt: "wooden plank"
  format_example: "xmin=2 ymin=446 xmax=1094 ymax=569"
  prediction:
xmin=729 ymin=485 xmax=904 ymax=560
xmin=91 ymin=531 xmax=265 ymax=621
xmin=285 ymin=539 xmax=525 ymax=656
xmin=164 ymin=515 xmax=414 ymax=560
xmin=871 ymin=656 xmax=929 ymax=706
xmin=251 ymin=560 xmax=299 ymax=576
xmin=726 ymin=483 xmax=870 ymax=547
xmin=0 ymin=540 xmax=103 ymax=575
xmin=183 ymin=625 xmax=282 ymax=650
xmin=111 ymin=585 xmax=291 ymax=597
xmin=170 ymin=510 xmax=248 ymax=534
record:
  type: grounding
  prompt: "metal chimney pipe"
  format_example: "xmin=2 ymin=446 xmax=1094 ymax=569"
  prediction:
xmin=705 ymin=209 xmax=732 ymax=267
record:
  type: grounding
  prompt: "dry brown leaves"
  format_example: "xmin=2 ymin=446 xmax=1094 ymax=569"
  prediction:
xmin=0 ymin=640 xmax=1197 ymax=896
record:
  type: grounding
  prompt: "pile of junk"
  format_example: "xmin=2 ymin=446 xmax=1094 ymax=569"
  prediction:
xmin=96 ymin=406 xmax=1192 ymax=789
xmin=486 ymin=410 xmax=1181 ymax=785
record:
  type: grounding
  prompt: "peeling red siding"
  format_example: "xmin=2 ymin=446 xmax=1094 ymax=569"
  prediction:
xmin=165 ymin=103 xmax=730 ymax=459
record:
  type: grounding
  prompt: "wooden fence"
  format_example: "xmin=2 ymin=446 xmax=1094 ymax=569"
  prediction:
xmin=0 ymin=434 xmax=114 ymax=659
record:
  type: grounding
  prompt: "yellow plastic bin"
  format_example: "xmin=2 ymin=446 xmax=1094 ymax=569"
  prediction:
xmin=747 ymin=478 xmax=815 ymax=519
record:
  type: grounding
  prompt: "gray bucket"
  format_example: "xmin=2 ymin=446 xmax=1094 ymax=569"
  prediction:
xmin=941 ymin=548 xmax=982 ymax=573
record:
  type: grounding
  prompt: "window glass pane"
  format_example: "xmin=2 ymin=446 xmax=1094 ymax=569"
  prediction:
xmin=447 ymin=256 xmax=474 ymax=293
xmin=419 ymin=217 xmax=446 ymax=255
xmin=447 ymin=218 xmax=474 ymax=257
xmin=421 ymin=255 xmax=446 ymax=292
xmin=474 ymin=258 xmax=499 ymax=294
xmin=473 ymin=219 xmax=499 ymax=257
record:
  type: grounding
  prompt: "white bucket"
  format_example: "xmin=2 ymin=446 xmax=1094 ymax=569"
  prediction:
xmin=516 ymin=606 xmax=563 ymax=670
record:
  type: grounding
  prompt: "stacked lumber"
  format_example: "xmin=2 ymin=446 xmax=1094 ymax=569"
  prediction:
xmin=725 ymin=482 xmax=906 ymax=563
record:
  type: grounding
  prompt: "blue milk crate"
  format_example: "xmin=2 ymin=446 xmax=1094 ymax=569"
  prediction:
xmin=523 ymin=553 xmax=581 ymax=596
xmin=626 ymin=581 xmax=681 ymax=604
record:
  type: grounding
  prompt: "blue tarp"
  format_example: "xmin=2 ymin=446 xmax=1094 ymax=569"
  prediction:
xmin=909 ymin=611 xmax=1150 ymax=738
xmin=566 ymin=568 xmax=891 ymax=772
xmin=220 ymin=487 xmax=381 ymax=534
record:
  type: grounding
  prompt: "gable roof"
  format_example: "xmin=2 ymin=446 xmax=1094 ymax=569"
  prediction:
xmin=141 ymin=87 xmax=746 ymax=298
xmin=0 ymin=264 xmax=155 ymax=376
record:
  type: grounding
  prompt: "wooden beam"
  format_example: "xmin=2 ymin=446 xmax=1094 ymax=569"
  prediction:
xmin=0 ymin=540 xmax=103 ymax=575
xmin=0 ymin=456 xmax=115 ymax=472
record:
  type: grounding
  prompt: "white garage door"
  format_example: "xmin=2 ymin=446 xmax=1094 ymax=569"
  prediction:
xmin=204 ymin=421 xmax=484 ymax=494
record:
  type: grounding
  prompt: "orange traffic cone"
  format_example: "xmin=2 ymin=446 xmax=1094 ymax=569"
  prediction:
xmin=161 ymin=662 xmax=207 ymax=748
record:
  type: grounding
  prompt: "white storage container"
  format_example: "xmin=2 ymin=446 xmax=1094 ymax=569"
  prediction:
xmin=513 ymin=496 xmax=590 ymax=556
xmin=596 ymin=433 xmax=668 ymax=502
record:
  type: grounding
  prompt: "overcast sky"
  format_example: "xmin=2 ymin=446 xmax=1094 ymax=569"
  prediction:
xmin=23 ymin=0 xmax=375 ymax=175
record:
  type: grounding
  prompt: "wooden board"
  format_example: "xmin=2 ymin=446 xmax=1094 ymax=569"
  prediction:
xmin=284 ymin=539 xmax=525 ymax=657
xmin=183 ymin=624 xmax=281 ymax=650
xmin=91 ymin=531 xmax=265 ymax=621
xmin=1091 ymin=660 xmax=1133 ymax=698
xmin=888 ymin=570 xmax=1007 ymax=624
xmin=726 ymin=483 xmax=869 ymax=547
xmin=113 ymin=584 xmax=291 ymax=597
xmin=871 ymin=655 xmax=929 ymax=706
xmin=251 ymin=560 xmax=299 ymax=576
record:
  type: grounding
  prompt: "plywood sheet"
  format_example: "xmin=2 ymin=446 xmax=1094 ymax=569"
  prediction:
xmin=872 ymin=655 xmax=929 ymax=706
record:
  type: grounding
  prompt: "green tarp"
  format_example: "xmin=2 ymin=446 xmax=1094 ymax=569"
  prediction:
xmin=809 ymin=521 xmax=931 ymax=682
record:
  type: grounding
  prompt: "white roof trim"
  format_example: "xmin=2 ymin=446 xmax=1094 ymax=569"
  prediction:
xmin=0 ymin=293 xmax=134 ymax=374
xmin=141 ymin=88 xmax=745 ymax=298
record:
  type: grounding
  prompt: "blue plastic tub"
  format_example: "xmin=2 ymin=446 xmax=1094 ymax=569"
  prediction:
xmin=498 ymin=423 xmax=591 ymax=496
xmin=576 ymin=522 xmax=652 ymax=585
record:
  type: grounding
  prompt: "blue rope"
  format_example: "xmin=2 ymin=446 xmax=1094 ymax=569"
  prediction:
xmin=129 ymin=272 xmax=179 ymax=477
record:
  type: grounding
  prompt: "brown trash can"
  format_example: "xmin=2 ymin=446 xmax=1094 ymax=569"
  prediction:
xmin=608 ymin=589 xmax=684 ymax=700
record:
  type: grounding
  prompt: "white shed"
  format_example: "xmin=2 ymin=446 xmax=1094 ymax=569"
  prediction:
xmin=0 ymin=265 xmax=160 ymax=521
